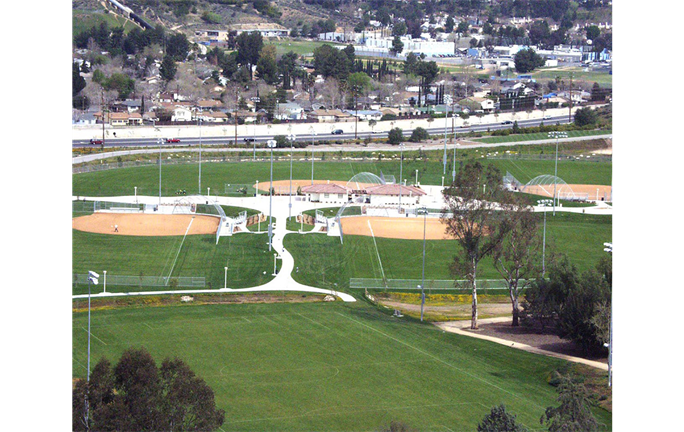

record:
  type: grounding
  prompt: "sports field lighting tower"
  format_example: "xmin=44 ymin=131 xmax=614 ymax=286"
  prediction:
xmin=158 ymin=138 xmax=162 ymax=206
xmin=604 ymin=242 xmax=613 ymax=387
xmin=443 ymin=95 xmax=452 ymax=175
xmin=548 ymin=131 xmax=567 ymax=215
xmin=417 ymin=207 xmax=428 ymax=321
xmin=267 ymin=139 xmax=277 ymax=251
xmin=310 ymin=127 xmax=317 ymax=185
xmin=198 ymin=118 xmax=203 ymax=194
xmin=86 ymin=271 xmax=99 ymax=379
xmin=288 ymin=134 xmax=296 ymax=218
xmin=537 ymin=199 xmax=553 ymax=276
xmin=398 ymin=143 xmax=404 ymax=212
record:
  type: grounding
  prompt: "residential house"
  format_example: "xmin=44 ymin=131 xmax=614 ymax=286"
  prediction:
xmin=344 ymin=110 xmax=382 ymax=121
xmin=198 ymin=111 xmax=229 ymax=123
xmin=457 ymin=97 xmax=495 ymax=113
xmin=196 ymin=99 xmax=223 ymax=110
xmin=274 ymin=102 xmax=306 ymax=121
xmin=308 ymin=109 xmax=353 ymax=123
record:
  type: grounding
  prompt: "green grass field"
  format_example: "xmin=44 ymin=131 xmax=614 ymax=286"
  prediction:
xmin=72 ymin=301 xmax=611 ymax=431
xmin=73 ymin=156 xmax=611 ymax=293
xmin=72 ymin=158 xmax=611 ymax=198
xmin=474 ymin=129 xmax=612 ymax=144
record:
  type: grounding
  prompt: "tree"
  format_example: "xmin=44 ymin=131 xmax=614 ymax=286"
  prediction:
xmin=491 ymin=197 xmax=543 ymax=326
xmin=392 ymin=21 xmax=407 ymax=37
xmin=478 ymin=404 xmax=529 ymax=432
xmin=514 ymin=48 xmax=546 ymax=73
xmin=409 ymin=127 xmax=429 ymax=142
xmin=387 ymin=127 xmax=403 ymax=145
xmin=441 ymin=160 xmax=513 ymax=329
xmin=390 ymin=36 xmax=404 ymax=56
xmin=236 ymin=31 xmax=264 ymax=80
xmin=445 ymin=16 xmax=455 ymax=33
xmin=541 ymin=375 xmax=599 ymax=432
xmin=166 ymin=32 xmax=190 ymax=62
xmin=160 ymin=55 xmax=177 ymax=83
xmin=73 ymin=347 xmax=224 ymax=431
xmin=585 ymin=25 xmax=600 ymax=41
xmin=73 ymin=62 xmax=86 ymax=97
xmin=347 ymin=72 xmax=372 ymax=138
xmin=574 ymin=107 xmax=598 ymax=127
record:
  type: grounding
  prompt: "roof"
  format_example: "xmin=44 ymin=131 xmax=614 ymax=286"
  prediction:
xmin=197 ymin=99 xmax=223 ymax=108
xmin=301 ymin=184 xmax=349 ymax=194
xmin=365 ymin=184 xmax=426 ymax=196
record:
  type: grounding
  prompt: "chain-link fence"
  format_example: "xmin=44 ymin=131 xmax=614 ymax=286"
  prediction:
xmin=73 ymin=273 xmax=205 ymax=288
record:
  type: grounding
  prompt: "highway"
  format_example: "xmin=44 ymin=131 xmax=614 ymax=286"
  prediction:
xmin=72 ymin=114 xmax=572 ymax=148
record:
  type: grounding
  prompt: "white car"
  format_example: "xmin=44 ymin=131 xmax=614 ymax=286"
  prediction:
xmin=543 ymin=115 xmax=552 ymax=120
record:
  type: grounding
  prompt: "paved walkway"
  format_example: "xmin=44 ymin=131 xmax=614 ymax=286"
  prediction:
xmin=434 ymin=317 xmax=608 ymax=371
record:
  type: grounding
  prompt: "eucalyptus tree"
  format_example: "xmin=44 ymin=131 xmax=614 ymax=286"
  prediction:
xmin=442 ymin=160 xmax=514 ymax=329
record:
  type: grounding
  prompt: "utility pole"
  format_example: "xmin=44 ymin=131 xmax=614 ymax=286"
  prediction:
xmin=234 ymin=87 xmax=239 ymax=146
xmin=568 ymin=72 xmax=573 ymax=123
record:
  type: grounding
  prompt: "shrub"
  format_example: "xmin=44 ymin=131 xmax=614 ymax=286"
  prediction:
xmin=409 ymin=127 xmax=430 ymax=142
xmin=387 ymin=127 xmax=404 ymax=145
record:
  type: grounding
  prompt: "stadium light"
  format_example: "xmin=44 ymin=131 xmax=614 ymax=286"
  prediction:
xmin=548 ymin=131 xmax=568 ymax=215
xmin=198 ymin=118 xmax=203 ymax=195
xmin=134 ymin=186 xmax=137 ymax=204
xmin=84 ymin=269 xmax=98 ymax=432
xmin=604 ymin=242 xmax=613 ymax=387
xmin=417 ymin=206 xmax=429 ymax=321
xmin=399 ymin=143 xmax=404 ymax=212
xmin=443 ymin=95 xmax=452 ymax=175
xmin=158 ymin=138 xmax=162 ymax=206
xmin=103 ymin=270 xmax=107 ymax=293
xmin=267 ymin=139 xmax=277 ymax=251
xmin=288 ymin=134 xmax=296 ymax=218
xmin=537 ymin=199 xmax=553 ymax=275
xmin=224 ymin=266 xmax=228 ymax=289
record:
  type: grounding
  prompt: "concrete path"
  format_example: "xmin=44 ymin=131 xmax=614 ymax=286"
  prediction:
xmin=434 ymin=318 xmax=608 ymax=371
xmin=73 ymin=193 xmax=356 ymax=302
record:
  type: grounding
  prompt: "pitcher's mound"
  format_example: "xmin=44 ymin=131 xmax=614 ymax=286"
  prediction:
xmin=72 ymin=213 xmax=220 ymax=236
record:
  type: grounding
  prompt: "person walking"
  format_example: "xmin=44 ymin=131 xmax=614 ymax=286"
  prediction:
xmin=114 ymin=224 xmax=119 ymax=233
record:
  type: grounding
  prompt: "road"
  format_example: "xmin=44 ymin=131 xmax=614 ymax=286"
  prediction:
xmin=71 ymin=108 xmax=571 ymax=150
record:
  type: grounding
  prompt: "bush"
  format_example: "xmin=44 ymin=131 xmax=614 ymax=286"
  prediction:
xmin=381 ymin=114 xmax=398 ymax=121
xmin=201 ymin=11 xmax=222 ymax=24
xmin=409 ymin=127 xmax=430 ymax=142
xmin=574 ymin=107 xmax=599 ymax=127
xmin=387 ymin=127 xmax=404 ymax=145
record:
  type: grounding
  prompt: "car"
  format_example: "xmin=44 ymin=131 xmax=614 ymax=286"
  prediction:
xmin=501 ymin=120 xmax=513 ymax=125
xmin=89 ymin=139 xmax=103 ymax=145
xmin=460 ymin=124 xmax=470 ymax=128
xmin=166 ymin=138 xmax=181 ymax=143
xmin=543 ymin=115 xmax=552 ymax=120
xmin=332 ymin=129 xmax=344 ymax=135
xmin=244 ymin=138 xmax=256 ymax=143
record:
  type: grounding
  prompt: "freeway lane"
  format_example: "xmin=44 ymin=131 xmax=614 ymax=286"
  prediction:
xmin=72 ymin=115 xmax=572 ymax=148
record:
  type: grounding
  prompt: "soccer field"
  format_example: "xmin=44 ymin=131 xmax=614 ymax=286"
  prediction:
xmin=72 ymin=301 xmax=611 ymax=431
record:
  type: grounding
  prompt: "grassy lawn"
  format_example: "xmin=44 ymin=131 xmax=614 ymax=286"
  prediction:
xmin=72 ymin=230 xmax=277 ymax=294
xmin=530 ymin=67 xmax=613 ymax=87
xmin=73 ymin=11 xmax=137 ymax=36
xmin=270 ymin=39 xmax=346 ymax=57
xmin=72 ymin=301 xmax=611 ymax=431
xmin=73 ymin=158 xmax=611 ymax=197
xmin=286 ymin=216 xmax=315 ymax=232
xmin=474 ymin=129 xmax=612 ymax=144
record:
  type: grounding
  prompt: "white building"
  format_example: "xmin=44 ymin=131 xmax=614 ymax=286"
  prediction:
xmin=358 ymin=35 xmax=454 ymax=57
xmin=301 ymin=184 xmax=349 ymax=205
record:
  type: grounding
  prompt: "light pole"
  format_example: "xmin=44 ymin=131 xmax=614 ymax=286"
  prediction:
xmin=443 ymin=95 xmax=452 ymax=175
xmin=288 ymin=134 xmax=296 ymax=218
xmin=134 ymin=186 xmax=137 ymax=204
xmin=548 ymin=131 xmax=567 ymax=215
xmin=417 ymin=207 xmax=428 ymax=321
xmin=452 ymin=141 xmax=459 ymax=184
xmin=604 ymin=242 xmax=613 ymax=387
xmin=415 ymin=169 xmax=419 ymax=185
xmin=103 ymin=270 xmax=107 ymax=294
xmin=310 ymin=128 xmax=317 ymax=185
xmin=224 ymin=266 xmax=228 ymax=289
xmin=537 ymin=199 xmax=553 ymax=276
xmin=398 ymin=143 xmax=404 ymax=212
xmin=87 ymin=271 xmax=99 ymax=378
xmin=267 ymin=139 xmax=277 ymax=251
xmin=198 ymin=118 xmax=203 ymax=194
xmin=158 ymin=138 xmax=162 ymax=206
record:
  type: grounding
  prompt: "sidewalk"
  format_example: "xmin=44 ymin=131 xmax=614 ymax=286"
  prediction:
xmin=434 ymin=318 xmax=608 ymax=371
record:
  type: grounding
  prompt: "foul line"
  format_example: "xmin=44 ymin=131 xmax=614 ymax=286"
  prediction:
xmin=367 ymin=220 xmax=386 ymax=283
xmin=82 ymin=327 xmax=107 ymax=345
xmin=166 ymin=217 xmax=194 ymax=282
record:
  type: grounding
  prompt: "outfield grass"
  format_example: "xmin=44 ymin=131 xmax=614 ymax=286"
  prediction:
xmin=72 ymin=301 xmax=611 ymax=431
xmin=72 ymin=230 xmax=277 ymax=294
xmin=270 ymin=39 xmax=345 ymax=57
xmin=474 ymin=129 xmax=612 ymax=144
xmin=73 ymin=158 xmax=611 ymax=197
xmin=73 ymin=155 xmax=610 ymax=295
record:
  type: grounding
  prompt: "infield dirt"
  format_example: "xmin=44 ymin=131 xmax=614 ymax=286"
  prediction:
xmin=72 ymin=213 xmax=220 ymax=236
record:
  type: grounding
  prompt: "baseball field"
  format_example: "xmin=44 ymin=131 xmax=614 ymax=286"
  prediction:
xmin=72 ymin=152 xmax=612 ymax=430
